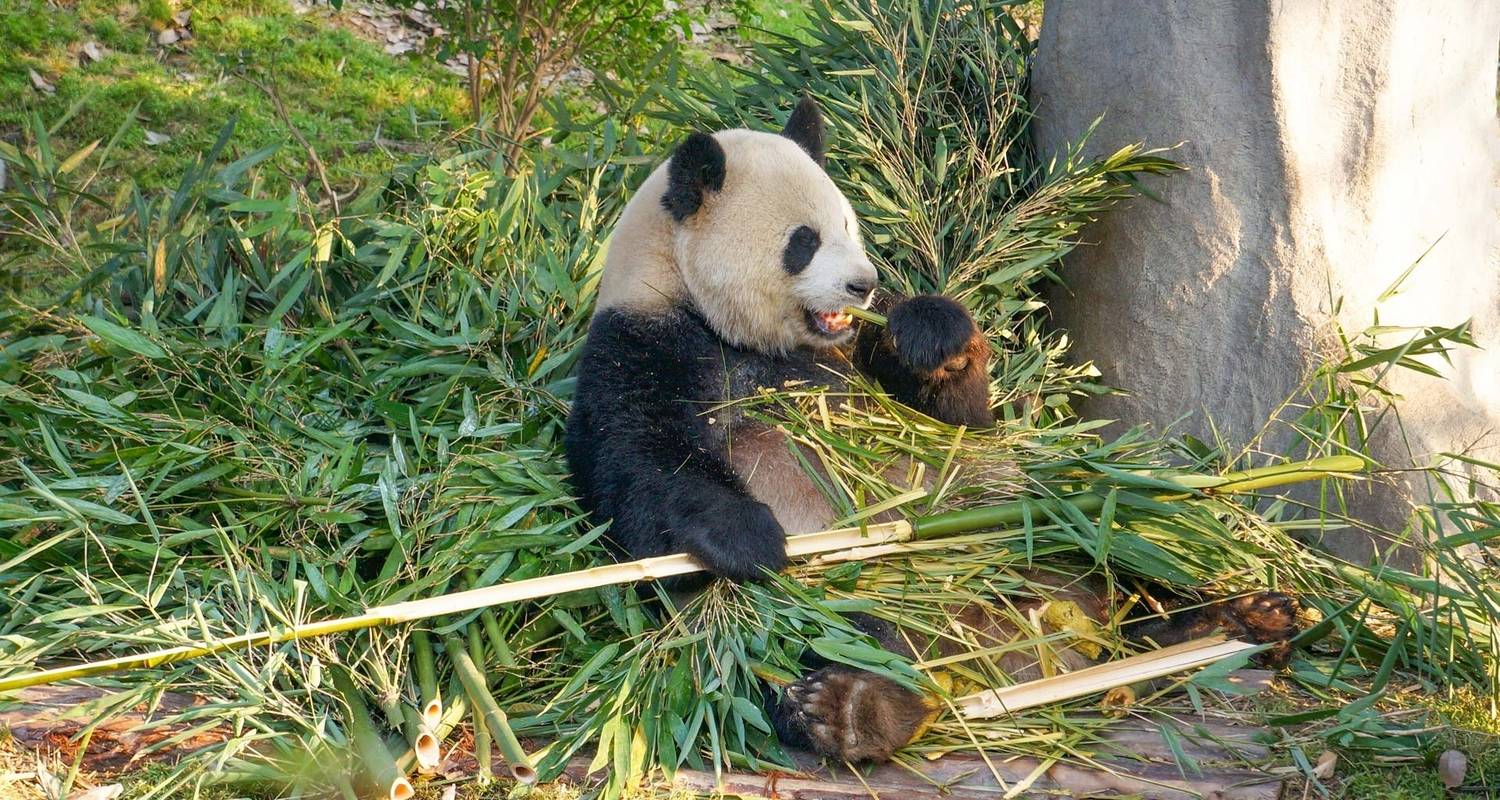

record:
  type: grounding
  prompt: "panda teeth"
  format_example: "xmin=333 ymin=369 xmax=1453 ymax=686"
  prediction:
xmin=816 ymin=311 xmax=852 ymax=334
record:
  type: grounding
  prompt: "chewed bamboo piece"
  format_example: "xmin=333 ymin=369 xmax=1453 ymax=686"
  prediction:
xmin=843 ymin=305 xmax=887 ymax=326
xmin=956 ymin=636 xmax=1255 ymax=719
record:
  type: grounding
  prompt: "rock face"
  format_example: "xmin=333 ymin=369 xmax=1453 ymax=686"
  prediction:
xmin=1030 ymin=0 xmax=1500 ymax=562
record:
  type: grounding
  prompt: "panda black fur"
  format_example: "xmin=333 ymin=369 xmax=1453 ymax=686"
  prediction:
xmin=565 ymin=98 xmax=1301 ymax=764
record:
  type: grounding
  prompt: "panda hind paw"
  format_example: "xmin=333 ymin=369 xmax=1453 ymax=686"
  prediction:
xmin=774 ymin=666 xmax=931 ymax=763
xmin=1214 ymin=592 xmax=1301 ymax=667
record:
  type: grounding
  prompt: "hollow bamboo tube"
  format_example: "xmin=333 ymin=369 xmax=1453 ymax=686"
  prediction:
xmin=445 ymin=635 xmax=535 ymax=784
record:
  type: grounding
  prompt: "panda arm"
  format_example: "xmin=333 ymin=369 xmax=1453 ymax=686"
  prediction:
xmin=852 ymin=293 xmax=994 ymax=428
xmin=565 ymin=309 xmax=788 ymax=582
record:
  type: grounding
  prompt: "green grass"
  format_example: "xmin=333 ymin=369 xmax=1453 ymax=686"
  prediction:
xmin=0 ymin=0 xmax=467 ymax=194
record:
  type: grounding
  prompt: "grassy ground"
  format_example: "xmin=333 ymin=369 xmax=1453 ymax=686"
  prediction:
xmin=0 ymin=0 xmax=468 ymax=193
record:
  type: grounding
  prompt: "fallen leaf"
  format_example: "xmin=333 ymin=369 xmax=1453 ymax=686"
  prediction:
xmin=1312 ymin=749 xmax=1337 ymax=780
xmin=67 ymin=784 xmax=124 ymax=800
xmin=156 ymin=28 xmax=179 ymax=45
xmin=144 ymin=129 xmax=172 ymax=146
xmin=33 ymin=756 xmax=62 ymax=800
xmin=28 ymin=69 xmax=55 ymax=95
xmin=1438 ymin=750 xmax=1467 ymax=789
xmin=1101 ymin=685 xmax=1135 ymax=716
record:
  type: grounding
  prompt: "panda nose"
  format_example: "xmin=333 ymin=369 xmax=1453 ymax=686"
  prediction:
xmin=845 ymin=278 xmax=876 ymax=299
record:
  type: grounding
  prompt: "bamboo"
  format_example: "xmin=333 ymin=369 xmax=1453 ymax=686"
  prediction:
xmin=1170 ymin=455 xmax=1365 ymax=493
xmin=843 ymin=305 xmax=888 ymax=326
xmin=0 ymin=521 xmax=912 ymax=691
xmin=956 ymin=637 xmax=1255 ymax=719
xmin=332 ymin=667 xmax=414 ymax=800
xmin=413 ymin=729 xmax=441 ymax=772
xmin=0 ymin=455 xmax=1360 ymax=693
xmin=467 ymin=625 xmax=493 ymax=785
xmin=446 ymin=635 xmax=536 ymax=784
xmin=421 ymin=698 xmax=442 ymax=732
xmin=411 ymin=630 xmax=438 ymax=714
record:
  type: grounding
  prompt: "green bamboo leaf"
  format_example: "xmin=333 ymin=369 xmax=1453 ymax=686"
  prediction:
xmin=79 ymin=315 xmax=167 ymax=359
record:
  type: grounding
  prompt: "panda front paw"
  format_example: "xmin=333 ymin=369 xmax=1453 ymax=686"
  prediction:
xmin=672 ymin=492 xmax=788 ymax=582
xmin=886 ymin=295 xmax=983 ymax=376
xmin=772 ymin=666 xmax=932 ymax=762
xmin=880 ymin=295 xmax=992 ymax=428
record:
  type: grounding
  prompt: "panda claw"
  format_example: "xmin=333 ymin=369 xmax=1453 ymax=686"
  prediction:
xmin=772 ymin=666 xmax=931 ymax=763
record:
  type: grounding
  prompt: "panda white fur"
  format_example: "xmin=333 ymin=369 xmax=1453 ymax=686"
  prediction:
xmin=565 ymin=98 xmax=1301 ymax=763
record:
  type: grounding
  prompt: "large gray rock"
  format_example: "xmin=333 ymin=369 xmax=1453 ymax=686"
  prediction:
xmin=1030 ymin=0 xmax=1500 ymax=563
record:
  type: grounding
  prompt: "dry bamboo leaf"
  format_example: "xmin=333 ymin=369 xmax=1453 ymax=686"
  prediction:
xmin=28 ymin=69 xmax=55 ymax=95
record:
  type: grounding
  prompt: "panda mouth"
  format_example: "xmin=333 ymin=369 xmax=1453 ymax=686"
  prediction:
xmin=805 ymin=308 xmax=855 ymax=338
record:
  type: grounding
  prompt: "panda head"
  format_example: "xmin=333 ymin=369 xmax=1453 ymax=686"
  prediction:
xmin=601 ymin=98 xmax=878 ymax=354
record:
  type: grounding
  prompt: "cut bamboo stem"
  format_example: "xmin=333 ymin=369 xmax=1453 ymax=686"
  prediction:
xmin=421 ymin=698 xmax=442 ymax=732
xmin=956 ymin=636 xmax=1255 ymax=719
xmin=446 ymin=635 xmax=535 ymax=784
xmin=0 ymin=454 xmax=1360 ymax=693
xmin=413 ymin=729 xmax=441 ymax=772
xmin=468 ymin=625 xmax=493 ymax=785
xmin=332 ymin=667 xmax=414 ymax=800
xmin=411 ymin=630 xmax=438 ymax=716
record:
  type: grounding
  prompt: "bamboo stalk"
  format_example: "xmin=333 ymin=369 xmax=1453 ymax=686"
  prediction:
xmin=411 ymin=630 xmax=438 ymax=717
xmin=956 ymin=637 xmax=1255 ymax=719
xmin=446 ymin=635 xmax=536 ymax=784
xmin=843 ymin=305 xmax=887 ymax=326
xmin=332 ymin=667 xmax=414 ymax=800
xmin=467 ymin=626 xmax=493 ymax=785
xmin=413 ymin=728 xmax=441 ymax=772
xmin=1169 ymin=455 xmax=1365 ymax=492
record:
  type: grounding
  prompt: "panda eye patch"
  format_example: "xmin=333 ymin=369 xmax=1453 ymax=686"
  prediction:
xmin=782 ymin=225 xmax=821 ymax=275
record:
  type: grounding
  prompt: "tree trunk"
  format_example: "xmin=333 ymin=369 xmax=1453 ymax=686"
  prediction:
xmin=1030 ymin=0 xmax=1500 ymax=564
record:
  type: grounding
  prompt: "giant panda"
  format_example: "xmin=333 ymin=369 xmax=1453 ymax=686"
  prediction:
xmin=564 ymin=97 xmax=1300 ymax=763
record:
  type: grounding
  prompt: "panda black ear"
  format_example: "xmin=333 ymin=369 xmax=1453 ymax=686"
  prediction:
xmin=780 ymin=96 xmax=826 ymax=166
xmin=661 ymin=132 xmax=726 ymax=222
